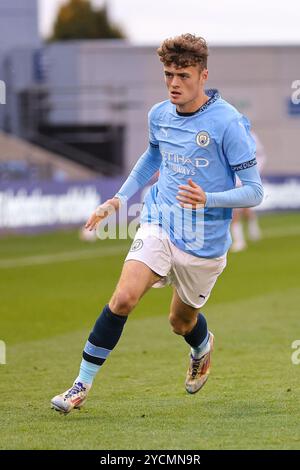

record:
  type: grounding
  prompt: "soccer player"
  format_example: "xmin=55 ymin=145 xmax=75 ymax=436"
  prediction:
xmin=51 ymin=33 xmax=264 ymax=414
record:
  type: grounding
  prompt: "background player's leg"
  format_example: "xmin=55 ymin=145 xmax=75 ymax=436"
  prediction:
xmin=231 ymin=208 xmax=247 ymax=252
xmin=244 ymin=207 xmax=261 ymax=241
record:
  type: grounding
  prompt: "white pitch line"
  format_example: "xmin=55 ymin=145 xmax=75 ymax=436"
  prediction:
xmin=0 ymin=245 xmax=128 ymax=269
xmin=0 ymin=225 xmax=299 ymax=269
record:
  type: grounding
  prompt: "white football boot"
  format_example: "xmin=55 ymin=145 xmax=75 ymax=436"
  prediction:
xmin=51 ymin=381 xmax=91 ymax=414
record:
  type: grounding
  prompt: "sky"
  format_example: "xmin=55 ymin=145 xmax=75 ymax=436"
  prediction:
xmin=38 ymin=0 xmax=300 ymax=45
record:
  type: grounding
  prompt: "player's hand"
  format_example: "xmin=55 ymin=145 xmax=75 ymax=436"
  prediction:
xmin=85 ymin=197 xmax=121 ymax=231
xmin=176 ymin=178 xmax=207 ymax=208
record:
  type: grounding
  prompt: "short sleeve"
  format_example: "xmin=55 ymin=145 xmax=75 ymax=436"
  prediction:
xmin=223 ymin=115 xmax=256 ymax=171
xmin=148 ymin=105 xmax=159 ymax=148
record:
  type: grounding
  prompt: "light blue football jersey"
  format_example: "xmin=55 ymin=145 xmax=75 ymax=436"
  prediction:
xmin=140 ymin=89 xmax=256 ymax=258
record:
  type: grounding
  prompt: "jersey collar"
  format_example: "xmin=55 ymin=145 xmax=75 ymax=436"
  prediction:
xmin=176 ymin=88 xmax=220 ymax=116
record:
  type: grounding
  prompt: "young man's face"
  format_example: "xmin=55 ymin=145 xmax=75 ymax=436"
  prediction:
xmin=164 ymin=64 xmax=208 ymax=111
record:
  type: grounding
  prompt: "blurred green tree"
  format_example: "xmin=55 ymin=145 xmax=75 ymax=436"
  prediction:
xmin=51 ymin=0 xmax=125 ymax=41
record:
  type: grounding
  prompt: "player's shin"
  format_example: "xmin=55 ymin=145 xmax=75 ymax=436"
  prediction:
xmin=184 ymin=313 xmax=210 ymax=358
xmin=76 ymin=304 xmax=128 ymax=385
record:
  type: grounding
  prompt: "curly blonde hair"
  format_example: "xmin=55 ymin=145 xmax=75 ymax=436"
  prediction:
xmin=157 ymin=33 xmax=208 ymax=69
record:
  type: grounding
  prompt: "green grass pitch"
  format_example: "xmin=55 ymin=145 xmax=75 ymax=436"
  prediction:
xmin=0 ymin=212 xmax=300 ymax=450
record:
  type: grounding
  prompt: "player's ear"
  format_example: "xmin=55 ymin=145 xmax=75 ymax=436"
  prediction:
xmin=201 ymin=68 xmax=208 ymax=81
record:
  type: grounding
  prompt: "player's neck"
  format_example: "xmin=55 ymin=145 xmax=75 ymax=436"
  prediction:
xmin=176 ymin=92 xmax=209 ymax=114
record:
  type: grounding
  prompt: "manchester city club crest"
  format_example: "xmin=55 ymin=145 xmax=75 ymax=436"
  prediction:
xmin=196 ymin=131 xmax=210 ymax=147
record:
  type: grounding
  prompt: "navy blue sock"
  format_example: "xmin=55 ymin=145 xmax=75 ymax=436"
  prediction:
xmin=184 ymin=313 xmax=208 ymax=349
xmin=82 ymin=304 xmax=128 ymax=367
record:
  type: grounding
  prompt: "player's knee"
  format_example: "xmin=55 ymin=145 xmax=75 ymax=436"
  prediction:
xmin=110 ymin=290 xmax=138 ymax=315
xmin=168 ymin=313 xmax=192 ymax=336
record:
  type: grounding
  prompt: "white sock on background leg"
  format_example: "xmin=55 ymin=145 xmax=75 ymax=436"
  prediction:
xmin=248 ymin=217 xmax=261 ymax=241
xmin=231 ymin=222 xmax=247 ymax=252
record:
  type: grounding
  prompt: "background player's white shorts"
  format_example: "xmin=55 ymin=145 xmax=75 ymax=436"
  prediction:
xmin=125 ymin=223 xmax=227 ymax=309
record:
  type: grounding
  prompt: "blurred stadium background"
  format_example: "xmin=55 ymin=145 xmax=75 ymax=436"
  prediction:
xmin=0 ymin=0 xmax=299 ymax=450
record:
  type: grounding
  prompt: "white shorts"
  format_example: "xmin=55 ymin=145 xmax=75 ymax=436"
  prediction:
xmin=125 ymin=223 xmax=227 ymax=308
